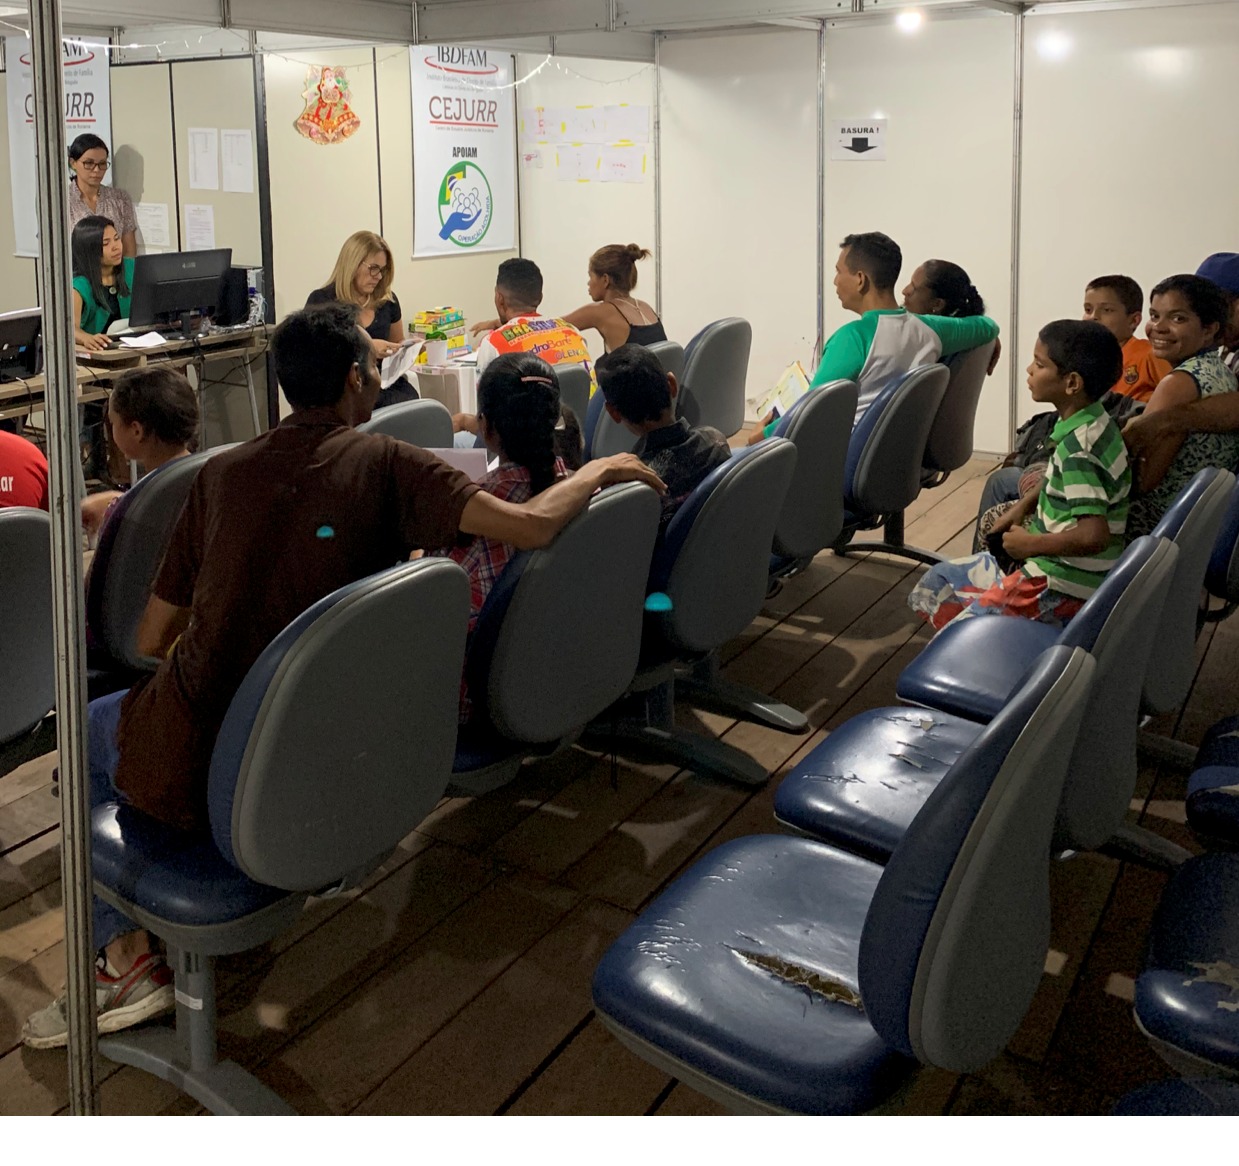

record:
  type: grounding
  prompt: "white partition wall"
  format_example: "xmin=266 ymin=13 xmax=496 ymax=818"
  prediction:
xmin=0 ymin=73 xmax=39 ymax=311
xmin=659 ymin=28 xmax=819 ymax=402
xmin=823 ymin=13 xmax=1015 ymax=452
xmin=515 ymin=53 xmax=656 ymax=357
xmin=1018 ymin=2 xmax=1239 ymax=425
xmin=110 ymin=64 xmax=178 ymax=252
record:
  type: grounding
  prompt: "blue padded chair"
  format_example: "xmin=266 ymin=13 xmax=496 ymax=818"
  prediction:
xmin=1182 ymin=715 xmax=1239 ymax=847
xmin=554 ymin=362 xmax=593 ymax=434
xmin=356 ymin=397 xmax=453 ymax=448
xmin=0 ymin=508 xmax=55 ymax=775
xmin=834 ymin=365 xmax=950 ymax=566
xmin=584 ymin=383 xmax=641 ymax=461
xmin=677 ymin=381 xmax=858 ymax=738
xmin=592 ymin=645 xmax=1094 ymax=1113
xmin=778 ymin=537 xmax=1176 ymax=860
xmin=647 ymin=339 xmax=685 ymax=383
xmin=920 ymin=341 xmax=997 ymax=489
xmin=450 ymin=482 xmax=661 ymax=796
xmin=676 ymin=317 xmax=751 ymax=437
xmin=1132 ymin=851 xmax=1239 ymax=1080
xmin=1113 ymin=1078 xmax=1239 ymax=1115
xmin=93 ymin=558 xmax=470 ymax=1114
xmin=595 ymin=440 xmax=797 ymax=787
xmin=1203 ymin=478 xmax=1239 ymax=622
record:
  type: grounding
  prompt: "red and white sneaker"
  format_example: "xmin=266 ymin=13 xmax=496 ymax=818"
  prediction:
xmin=22 ymin=952 xmax=175 ymax=1050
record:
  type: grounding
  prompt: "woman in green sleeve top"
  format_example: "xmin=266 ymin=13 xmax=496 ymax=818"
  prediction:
xmin=72 ymin=215 xmax=134 ymax=352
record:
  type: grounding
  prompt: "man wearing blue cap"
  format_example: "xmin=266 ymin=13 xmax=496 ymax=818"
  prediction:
xmin=1125 ymin=253 xmax=1239 ymax=455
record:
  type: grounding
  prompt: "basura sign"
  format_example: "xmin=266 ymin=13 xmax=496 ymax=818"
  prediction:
xmin=830 ymin=116 xmax=888 ymax=162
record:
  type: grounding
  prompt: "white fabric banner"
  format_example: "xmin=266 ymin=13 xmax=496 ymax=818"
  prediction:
xmin=6 ymin=36 xmax=112 ymax=258
xmin=410 ymin=45 xmax=516 ymax=258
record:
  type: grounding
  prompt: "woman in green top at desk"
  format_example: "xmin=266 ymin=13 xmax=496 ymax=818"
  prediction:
xmin=72 ymin=215 xmax=134 ymax=353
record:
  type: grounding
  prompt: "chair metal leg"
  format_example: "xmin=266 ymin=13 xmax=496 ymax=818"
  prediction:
xmin=675 ymin=654 xmax=809 ymax=735
xmin=99 ymin=945 xmax=295 ymax=1116
xmin=839 ymin=511 xmax=945 ymax=567
xmin=1138 ymin=730 xmax=1200 ymax=770
xmin=1101 ymin=824 xmax=1193 ymax=872
xmin=241 ymin=356 xmax=262 ymax=437
xmin=587 ymin=679 xmax=770 ymax=788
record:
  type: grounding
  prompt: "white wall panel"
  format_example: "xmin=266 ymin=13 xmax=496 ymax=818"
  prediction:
xmin=515 ymin=53 xmax=656 ymax=359
xmin=110 ymin=63 xmax=178 ymax=251
xmin=1018 ymin=3 xmax=1239 ymax=424
xmin=0 ymin=75 xmax=39 ymax=311
xmin=659 ymin=28 xmax=818 ymax=406
xmin=823 ymin=14 xmax=1015 ymax=452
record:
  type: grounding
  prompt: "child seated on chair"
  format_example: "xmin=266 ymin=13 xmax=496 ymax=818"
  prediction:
xmin=595 ymin=343 xmax=731 ymax=531
xmin=433 ymin=352 xmax=569 ymax=722
xmin=910 ymin=319 xmax=1131 ymax=631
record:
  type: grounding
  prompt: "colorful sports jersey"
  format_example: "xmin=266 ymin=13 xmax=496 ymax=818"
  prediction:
xmin=1111 ymin=336 xmax=1171 ymax=403
xmin=764 ymin=308 xmax=999 ymax=437
xmin=476 ymin=314 xmax=595 ymax=388
xmin=1023 ymin=400 xmax=1130 ymax=600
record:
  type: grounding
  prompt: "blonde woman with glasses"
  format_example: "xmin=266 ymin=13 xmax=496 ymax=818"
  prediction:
xmin=306 ymin=230 xmax=419 ymax=408
xmin=68 ymin=134 xmax=137 ymax=257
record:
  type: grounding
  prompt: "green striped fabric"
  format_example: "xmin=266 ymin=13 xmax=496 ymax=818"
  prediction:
xmin=1023 ymin=400 xmax=1131 ymax=599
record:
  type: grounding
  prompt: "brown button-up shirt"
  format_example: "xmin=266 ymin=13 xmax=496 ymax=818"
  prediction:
xmin=113 ymin=408 xmax=480 ymax=831
xmin=69 ymin=177 xmax=138 ymax=238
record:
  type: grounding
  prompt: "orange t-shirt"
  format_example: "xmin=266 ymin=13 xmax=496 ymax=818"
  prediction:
xmin=1111 ymin=336 xmax=1171 ymax=403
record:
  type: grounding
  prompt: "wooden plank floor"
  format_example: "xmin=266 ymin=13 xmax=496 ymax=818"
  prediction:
xmin=1 ymin=453 xmax=1230 ymax=1116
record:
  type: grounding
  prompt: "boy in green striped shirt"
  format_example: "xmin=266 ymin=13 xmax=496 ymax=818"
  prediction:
xmin=909 ymin=319 xmax=1130 ymax=630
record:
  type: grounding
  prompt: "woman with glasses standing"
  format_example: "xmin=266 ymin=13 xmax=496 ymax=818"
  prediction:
xmin=68 ymin=134 xmax=138 ymax=257
xmin=305 ymin=230 xmax=419 ymax=409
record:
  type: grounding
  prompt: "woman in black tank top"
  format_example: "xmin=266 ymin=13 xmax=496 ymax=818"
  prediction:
xmin=562 ymin=243 xmax=668 ymax=352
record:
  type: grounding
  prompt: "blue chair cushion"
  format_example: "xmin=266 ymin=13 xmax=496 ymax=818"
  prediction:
xmin=1112 ymin=1078 xmax=1239 ymax=1116
xmin=93 ymin=802 xmax=290 ymax=927
xmin=895 ymin=616 xmax=1058 ymax=722
xmin=774 ymin=708 xmax=982 ymax=862
xmin=1206 ymin=485 xmax=1239 ymax=600
xmin=591 ymin=834 xmax=917 ymax=1114
xmin=1134 ymin=852 xmax=1239 ymax=1073
xmin=1186 ymin=716 xmax=1239 ymax=843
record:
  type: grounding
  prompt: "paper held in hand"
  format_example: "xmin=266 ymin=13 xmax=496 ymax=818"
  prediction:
xmin=381 ymin=340 xmax=424 ymax=389
xmin=754 ymin=361 xmax=811 ymax=422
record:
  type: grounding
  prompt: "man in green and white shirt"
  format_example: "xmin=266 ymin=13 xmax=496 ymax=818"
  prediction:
xmin=748 ymin=232 xmax=1000 ymax=443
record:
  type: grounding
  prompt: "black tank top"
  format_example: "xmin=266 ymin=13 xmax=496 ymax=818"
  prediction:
xmin=610 ymin=301 xmax=667 ymax=347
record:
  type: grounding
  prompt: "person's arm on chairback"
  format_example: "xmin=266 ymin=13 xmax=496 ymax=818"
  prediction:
xmin=458 ymin=452 xmax=664 ymax=550
xmin=747 ymin=324 xmax=869 ymax=445
xmin=1125 ymin=370 xmax=1199 ymax=495
xmin=1123 ymin=382 xmax=1239 ymax=465
xmin=923 ymin=313 xmax=1001 ymax=358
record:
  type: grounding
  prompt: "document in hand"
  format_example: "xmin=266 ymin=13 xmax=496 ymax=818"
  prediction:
xmin=754 ymin=360 xmax=811 ymax=421
xmin=381 ymin=340 xmax=424 ymax=389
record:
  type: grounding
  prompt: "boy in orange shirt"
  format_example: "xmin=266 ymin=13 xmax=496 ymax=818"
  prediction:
xmin=1083 ymin=274 xmax=1171 ymax=402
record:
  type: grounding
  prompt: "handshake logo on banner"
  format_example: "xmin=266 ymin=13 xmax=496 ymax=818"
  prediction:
xmin=437 ymin=162 xmax=493 ymax=248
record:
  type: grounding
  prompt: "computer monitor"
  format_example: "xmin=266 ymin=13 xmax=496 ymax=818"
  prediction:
xmin=0 ymin=308 xmax=41 ymax=382
xmin=128 ymin=249 xmax=233 ymax=332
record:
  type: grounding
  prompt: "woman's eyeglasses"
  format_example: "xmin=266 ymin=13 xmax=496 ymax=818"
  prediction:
xmin=77 ymin=159 xmax=109 ymax=172
xmin=363 ymin=263 xmax=388 ymax=278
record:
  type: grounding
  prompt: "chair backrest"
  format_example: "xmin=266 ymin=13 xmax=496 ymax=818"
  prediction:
xmin=677 ymin=317 xmax=751 ymax=437
xmin=356 ymin=398 xmax=454 ymax=449
xmin=0 ymin=508 xmax=54 ymax=745
xmin=649 ymin=440 xmax=796 ymax=655
xmin=1053 ymin=536 xmax=1177 ymax=850
xmin=647 ymin=340 xmax=685 ymax=383
xmin=1205 ymin=478 xmax=1239 ymax=602
xmin=207 ymin=557 xmax=469 ymax=891
xmin=554 ymin=362 xmax=593 ymax=430
xmin=845 ymin=364 xmax=950 ymax=518
xmin=468 ymin=482 xmax=661 ymax=742
xmin=584 ymin=384 xmax=642 ymax=461
xmin=923 ymin=341 xmax=996 ymax=477
xmin=771 ymin=380 xmax=859 ymax=560
xmin=1146 ymin=467 xmax=1236 ymax=713
xmin=90 ymin=447 xmax=231 ymax=671
xmin=859 ymin=645 xmax=1095 ymax=1073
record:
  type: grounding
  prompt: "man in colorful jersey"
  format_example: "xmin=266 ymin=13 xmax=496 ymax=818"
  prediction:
xmin=747 ymin=232 xmax=1000 ymax=444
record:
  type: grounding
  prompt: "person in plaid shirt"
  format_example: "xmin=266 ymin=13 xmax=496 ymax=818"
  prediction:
xmin=437 ymin=351 xmax=569 ymax=722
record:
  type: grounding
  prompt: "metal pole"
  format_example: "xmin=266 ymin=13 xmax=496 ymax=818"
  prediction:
xmin=816 ymin=20 xmax=826 ymax=365
xmin=653 ymin=33 xmax=662 ymax=318
xmin=27 ymin=0 xmax=99 ymax=1113
xmin=1006 ymin=10 xmax=1025 ymax=448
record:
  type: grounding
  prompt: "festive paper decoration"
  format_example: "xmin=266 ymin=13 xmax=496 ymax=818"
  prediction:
xmin=295 ymin=66 xmax=362 ymax=145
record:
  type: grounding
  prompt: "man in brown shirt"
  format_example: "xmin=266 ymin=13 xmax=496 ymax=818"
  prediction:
xmin=24 ymin=302 xmax=662 ymax=1049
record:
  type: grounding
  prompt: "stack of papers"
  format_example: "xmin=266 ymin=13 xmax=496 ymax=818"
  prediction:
xmin=754 ymin=361 xmax=812 ymax=421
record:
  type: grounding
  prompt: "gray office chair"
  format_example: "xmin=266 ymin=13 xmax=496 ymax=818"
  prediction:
xmin=595 ymin=440 xmax=796 ymax=787
xmin=922 ymin=340 xmax=996 ymax=487
xmin=93 ymin=557 xmax=470 ymax=1114
xmin=356 ymin=398 xmax=454 ymax=448
xmin=677 ymin=380 xmax=858 ymax=736
xmin=554 ymin=363 xmax=593 ymax=433
xmin=647 ymin=340 xmax=685 ymax=383
xmin=0 ymin=508 xmax=55 ymax=774
xmin=451 ymin=481 xmax=661 ymax=796
xmin=676 ymin=318 xmax=751 ymax=437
